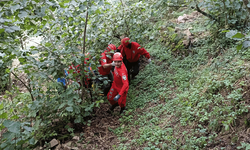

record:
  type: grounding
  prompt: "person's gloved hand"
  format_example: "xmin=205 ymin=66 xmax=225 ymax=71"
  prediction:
xmin=111 ymin=61 xmax=115 ymax=66
xmin=147 ymin=58 xmax=151 ymax=63
xmin=113 ymin=94 xmax=121 ymax=101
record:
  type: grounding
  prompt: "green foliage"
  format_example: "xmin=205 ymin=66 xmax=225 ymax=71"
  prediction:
xmin=197 ymin=0 xmax=249 ymax=29
xmin=0 ymin=0 xmax=114 ymax=148
xmin=223 ymin=29 xmax=250 ymax=52
xmin=237 ymin=142 xmax=250 ymax=150
xmin=114 ymin=36 xmax=250 ymax=149
xmin=1 ymin=0 xmax=250 ymax=149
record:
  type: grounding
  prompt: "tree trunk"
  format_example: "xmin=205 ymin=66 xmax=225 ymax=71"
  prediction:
xmin=8 ymin=73 xmax=13 ymax=101
xmin=81 ymin=9 xmax=88 ymax=101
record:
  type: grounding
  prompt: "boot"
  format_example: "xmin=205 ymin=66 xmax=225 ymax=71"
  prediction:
xmin=107 ymin=103 xmax=119 ymax=114
xmin=120 ymin=107 xmax=126 ymax=115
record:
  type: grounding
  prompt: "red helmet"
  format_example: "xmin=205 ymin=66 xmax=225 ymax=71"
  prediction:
xmin=121 ymin=37 xmax=130 ymax=46
xmin=113 ymin=52 xmax=123 ymax=61
xmin=107 ymin=44 xmax=116 ymax=52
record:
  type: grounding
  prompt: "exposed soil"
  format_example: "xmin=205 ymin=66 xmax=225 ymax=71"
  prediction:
xmin=62 ymin=103 xmax=122 ymax=150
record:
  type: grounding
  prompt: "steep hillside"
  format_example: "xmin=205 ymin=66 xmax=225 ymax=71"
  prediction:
xmin=109 ymin=12 xmax=250 ymax=150
xmin=1 ymin=0 xmax=250 ymax=149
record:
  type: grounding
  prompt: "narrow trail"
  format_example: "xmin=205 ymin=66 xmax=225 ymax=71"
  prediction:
xmin=52 ymin=56 xmax=150 ymax=150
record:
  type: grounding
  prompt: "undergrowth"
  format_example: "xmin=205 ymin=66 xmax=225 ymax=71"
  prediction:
xmin=111 ymin=26 xmax=250 ymax=149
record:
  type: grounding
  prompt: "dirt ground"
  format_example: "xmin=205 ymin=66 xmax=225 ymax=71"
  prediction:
xmin=51 ymin=103 xmax=122 ymax=150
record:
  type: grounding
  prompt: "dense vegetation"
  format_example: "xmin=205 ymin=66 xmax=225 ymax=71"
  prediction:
xmin=1 ymin=0 xmax=250 ymax=149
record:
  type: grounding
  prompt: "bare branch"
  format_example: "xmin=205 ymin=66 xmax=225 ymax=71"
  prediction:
xmin=11 ymin=71 xmax=34 ymax=101
xmin=11 ymin=72 xmax=30 ymax=92
xmin=191 ymin=4 xmax=218 ymax=22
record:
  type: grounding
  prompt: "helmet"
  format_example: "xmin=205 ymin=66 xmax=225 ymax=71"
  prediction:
xmin=107 ymin=44 xmax=116 ymax=52
xmin=113 ymin=52 xmax=123 ymax=61
xmin=85 ymin=52 xmax=89 ymax=56
xmin=121 ymin=37 xmax=130 ymax=46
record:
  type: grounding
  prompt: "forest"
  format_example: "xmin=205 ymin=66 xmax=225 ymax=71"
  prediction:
xmin=1 ymin=0 xmax=250 ymax=149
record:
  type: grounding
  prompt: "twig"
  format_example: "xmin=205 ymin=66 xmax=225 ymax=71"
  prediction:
xmin=191 ymin=4 xmax=218 ymax=22
xmin=11 ymin=72 xmax=30 ymax=92
xmin=229 ymin=124 xmax=235 ymax=133
xmin=168 ymin=5 xmax=187 ymax=7
xmin=11 ymin=71 xmax=34 ymax=101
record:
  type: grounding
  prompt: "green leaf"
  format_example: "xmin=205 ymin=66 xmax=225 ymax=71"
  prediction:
xmin=29 ymin=138 xmax=36 ymax=145
xmin=19 ymin=58 xmax=26 ymax=63
xmin=45 ymin=42 xmax=52 ymax=47
xmin=226 ymin=30 xmax=237 ymax=38
xmin=46 ymin=1 xmax=54 ymax=6
xmin=232 ymin=33 xmax=244 ymax=39
xmin=23 ymin=126 xmax=33 ymax=132
xmin=0 ymin=28 xmax=4 ymax=34
xmin=25 ymin=70 xmax=30 ymax=74
xmin=10 ymin=115 xmax=19 ymax=119
xmin=0 ymin=113 xmax=8 ymax=119
xmin=10 ymin=4 xmax=21 ymax=13
xmin=247 ymin=4 xmax=250 ymax=8
xmin=3 ymin=120 xmax=21 ymax=134
xmin=18 ymin=11 xmax=28 ymax=19
xmin=6 ymin=69 xmax=10 ymax=73
xmin=221 ymin=30 xmax=230 ymax=33
xmin=66 ymin=107 xmax=73 ymax=112
xmin=0 ymin=103 xmax=3 ymax=110
xmin=5 ymin=26 xmax=20 ymax=33
xmin=95 ymin=9 xmax=101 ymax=14
xmin=243 ymin=41 xmax=250 ymax=48
xmin=79 ymin=4 xmax=87 ymax=10
xmin=90 ymin=5 xmax=97 ymax=12
xmin=98 ymin=1 xmax=104 ymax=5
xmin=104 ymin=2 xmax=111 ymax=5
xmin=0 ymin=124 xmax=5 ymax=130
xmin=67 ymin=100 xmax=74 ymax=106
xmin=236 ymin=44 xmax=242 ymax=52
xmin=61 ymin=32 xmax=68 ymax=38
xmin=59 ymin=103 xmax=66 ymax=109
xmin=74 ymin=116 xmax=82 ymax=123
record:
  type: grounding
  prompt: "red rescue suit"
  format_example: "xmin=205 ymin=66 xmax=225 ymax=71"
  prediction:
xmin=98 ymin=50 xmax=113 ymax=75
xmin=68 ymin=57 xmax=92 ymax=87
xmin=107 ymin=63 xmax=129 ymax=108
xmin=118 ymin=42 xmax=150 ymax=62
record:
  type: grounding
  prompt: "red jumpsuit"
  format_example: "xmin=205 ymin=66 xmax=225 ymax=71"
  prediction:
xmin=68 ymin=57 xmax=92 ymax=87
xmin=118 ymin=42 xmax=150 ymax=62
xmin=107 ymin=63 xmax=129 ymax=108
xmin=98 ymin=50 xmax=113 ymax=75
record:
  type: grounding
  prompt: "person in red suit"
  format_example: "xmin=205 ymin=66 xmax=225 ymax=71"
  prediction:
xmin=117 ymin=37 xmax=151 ymax=83
xmin=68 ymin=53 xmax=93 ymax=88
xmin=107 ymin=52 xmax=129 ymax=114
xmin=97 ymin=44 xmax=117 ymax=96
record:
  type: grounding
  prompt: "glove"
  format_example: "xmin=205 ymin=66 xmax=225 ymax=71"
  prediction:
xmin=113 ymin=94 xmax=121 ymax=101
xmin=147 ymin=58 xmax=151 ymax=63
xmin=111 ymin=61 xmax=115 ymax=66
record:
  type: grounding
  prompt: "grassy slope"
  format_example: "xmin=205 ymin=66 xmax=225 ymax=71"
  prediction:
xmin=111 ymin=12 xmax=250 ymax=150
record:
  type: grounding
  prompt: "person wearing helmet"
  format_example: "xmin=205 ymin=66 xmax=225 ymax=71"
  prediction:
xmin=68 ymin=53 xmax=93 ymax=88
xmin=107 ymin=52 xmax=129 ymax=114
xmin=117 ymin=37 xmax=151 ymax=83
xmin=97 ymin=44 xmax=117 ymax=96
